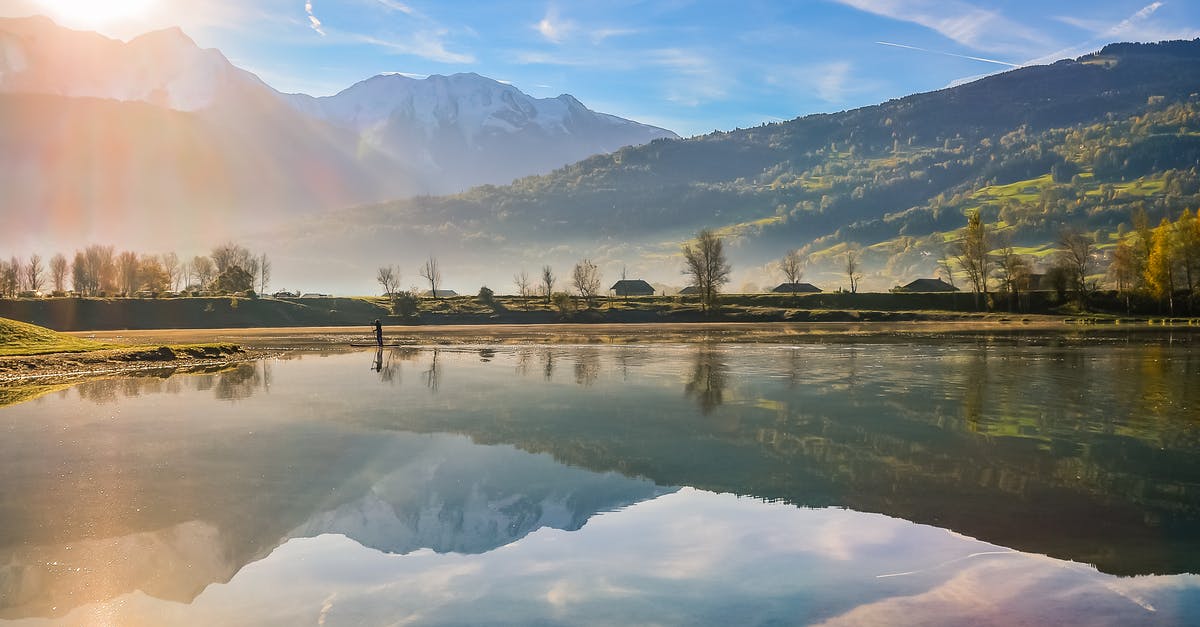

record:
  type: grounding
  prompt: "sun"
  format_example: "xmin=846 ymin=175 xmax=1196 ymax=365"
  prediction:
xmin=37 ymin=0 xmax=157 ymax=26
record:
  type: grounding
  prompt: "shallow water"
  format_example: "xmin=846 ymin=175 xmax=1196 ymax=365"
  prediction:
xmin=1 ymin=340 xmax=1198 ymax=625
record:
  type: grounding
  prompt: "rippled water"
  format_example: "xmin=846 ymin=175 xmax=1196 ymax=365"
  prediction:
xmin=1 ymin=339 xmax=1198 ymax=625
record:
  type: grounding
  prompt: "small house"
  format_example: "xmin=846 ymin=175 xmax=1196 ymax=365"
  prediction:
xmin=678 ymin=286 xmax=701 ymax=295
xmin=897 ymin=278 xmax=958 ymax=292
xmin=610 ymin=279 xmax=655 ymax=296
xmin=771 ymin=282 xmax=821 ymax=293
xmin=423 ymin=289 xmax=458 ymax=297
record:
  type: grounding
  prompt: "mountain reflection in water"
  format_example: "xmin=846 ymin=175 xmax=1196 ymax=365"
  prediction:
xmin=0 ymin=339 xmax=1197 ymax=623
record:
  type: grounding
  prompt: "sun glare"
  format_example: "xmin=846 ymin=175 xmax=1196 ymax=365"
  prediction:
xmin=37 ymin=0 xmax=156 ymax=26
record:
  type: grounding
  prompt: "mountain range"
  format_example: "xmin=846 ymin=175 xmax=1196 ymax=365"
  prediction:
xmin=282 ymin=38 xmax=1200 ymax=293
xmin=4 ymin=14 xmax=1200 ymax=293
xmin=0 ymin=15 xmax=675 ymax=255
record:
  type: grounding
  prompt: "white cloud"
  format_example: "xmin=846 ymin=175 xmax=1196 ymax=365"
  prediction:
xmin=766 ymin=61 xmax=875 ymax=105
xmin=354 ymin=31 xmax=475 ymax=64
xmin=649 ymin=48 xmax=729 ymax=106
xmin=535 ymin=6 xmax=576 ymax=44
xmin=305 ymin=1 xmax=325 ymax=36
xmin=1029 ymin=2 xmax=1199 ymax=66
xmin=374 ymin=0 xmax=415 ymax=15
xmin=833 ymin=0 xmax=1049 ymax=54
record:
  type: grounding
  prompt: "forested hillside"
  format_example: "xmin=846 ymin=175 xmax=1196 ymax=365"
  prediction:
xmin=318 ymin=40 xmax=1200 ymax=290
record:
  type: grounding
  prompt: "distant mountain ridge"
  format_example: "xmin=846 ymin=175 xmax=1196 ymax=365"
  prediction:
xmin=285 ymin=72 xmax=678 ymax=193
xmin=285 ymin=37 xmax=1200 ymax=291
xmin=0 ymin=15 xmax=677 ymax=253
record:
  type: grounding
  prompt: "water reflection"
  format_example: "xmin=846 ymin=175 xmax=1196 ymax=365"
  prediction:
xmin=684 ymin=349 xmax=728 ymax=414
xmin=1 ymin=339 xmax=1199 ymax=623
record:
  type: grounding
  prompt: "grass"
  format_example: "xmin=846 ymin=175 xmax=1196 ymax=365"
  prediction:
xmin=0 ymin=317 xmax=111 ymax=356
xmin=1 ymin=316 xmax=240 ymax=359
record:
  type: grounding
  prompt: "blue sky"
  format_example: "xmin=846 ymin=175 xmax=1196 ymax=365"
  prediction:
xmin=7 ymin=1 xmax=1200 ymax=136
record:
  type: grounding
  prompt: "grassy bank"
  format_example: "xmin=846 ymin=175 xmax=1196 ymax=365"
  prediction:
xmin=0 ymin=317 xmax=110 ymax=356
xmin=2 ymin=316 xmax=242 ymax=362
xmin=0 ymin=292 xmax=1192 ymax=333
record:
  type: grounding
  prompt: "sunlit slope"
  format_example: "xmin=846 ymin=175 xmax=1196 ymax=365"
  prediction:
xmin=304 ymin=40 xmax=1200 ymax=286
xmin=0 ymin=317 xmax=106 ymax=356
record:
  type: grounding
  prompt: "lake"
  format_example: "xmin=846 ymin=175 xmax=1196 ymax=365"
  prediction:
xmin=1 ymin=337 xmax=1199 ymax=625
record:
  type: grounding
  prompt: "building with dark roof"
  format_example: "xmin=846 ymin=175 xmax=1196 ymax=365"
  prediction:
xmin=897 ymin=278 xmax=958 ymax=292
xmin=678 ymin=286 xmax=701 ymax=295
xmin=771 ymin=282 xmax=822 ymax=293
xmin=610 ymin=279 xmax=655 ymax=296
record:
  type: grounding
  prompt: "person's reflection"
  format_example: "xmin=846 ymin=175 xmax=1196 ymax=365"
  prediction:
xmin=542 ymin=348 xmax=555 ymax=381
xmin=372 ymin=347 xmax=383 ymax=372
xmin=423 ymin=349 xmax=441 ymax=391
xmin=685 ymin=349 xmax=728 ymax=414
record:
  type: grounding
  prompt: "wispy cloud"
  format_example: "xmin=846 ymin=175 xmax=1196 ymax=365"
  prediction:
xmin=535 ymin=6 xmax=576 ymax=44
xmin=374 ymin=0 xmax=415 ymax=15
xmin=833 ymin=0 xmax=1049 ymax=54
xmin=649 ymin=48 xmax=729 ymax=106
xmin=875 ymin=41 xmax=1020 ymax=67
xmin=305 ymin=1 xmax=325 ymax=36
xmin=353 ymin=31 xmax=475 ymax=64
xmin=766 ymin=61 xmax=875 ymax=105
xmin=1032 ymin=2 xmax=1198 ymax=65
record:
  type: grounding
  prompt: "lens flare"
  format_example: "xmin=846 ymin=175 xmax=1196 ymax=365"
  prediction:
xmin=37 ymin=0 xmax=156 ymax=26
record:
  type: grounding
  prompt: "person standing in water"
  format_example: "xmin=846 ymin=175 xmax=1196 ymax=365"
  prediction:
xmin=374 ymin=319 xmax=383 ymax=347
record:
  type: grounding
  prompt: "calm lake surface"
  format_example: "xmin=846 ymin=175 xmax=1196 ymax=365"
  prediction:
xmin=1 ymin=338 xmax=1199 ymax=625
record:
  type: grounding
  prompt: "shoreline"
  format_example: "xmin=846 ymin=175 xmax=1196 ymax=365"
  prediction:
xmin=2 ymin=319 xmax=1197 ymax=387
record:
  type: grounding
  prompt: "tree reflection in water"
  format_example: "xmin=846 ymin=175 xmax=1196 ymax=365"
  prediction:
xmin=685 ymin=349 xmax=728 ymax=414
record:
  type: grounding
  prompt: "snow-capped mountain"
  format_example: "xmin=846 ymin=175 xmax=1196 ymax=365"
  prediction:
xmin=0 ymin=16 xmax=678 ymax=254
xmin=0 ymin=14 xmax=269 ymax=111
xmin=287 ymin=436 xmax=675 ymax=556
xmin=285 ymin=72 xmax=679 ymax=193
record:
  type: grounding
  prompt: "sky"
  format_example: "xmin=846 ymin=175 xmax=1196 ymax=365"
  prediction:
xmin=5 ymin=1 xmax=1200 ymax=137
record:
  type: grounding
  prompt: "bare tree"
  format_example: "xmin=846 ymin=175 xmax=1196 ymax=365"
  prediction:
xmin=258 ymin=253 xmax=271 ymax=294
xmin=953 ymin=211 xmax=991 ymax=309
xmin=572 ymin=259 xmax=602 ymax=308
xmin=191 ymin=255 xmax=215 ymax=289
xmin=211 ymin=242 xmax=256 ymax=275
xmin=779 ymin=249 xmax=804 ymax=292
xmin=681 ymin=228 xmax=732 ymax=313
xmin=50 ymin=253 xmax=68 ymax=292
xmin=377 ymin=265 xmax=401 ymax=296
xmin=24 ymin=253 xmax=44 ymax=293
xmin=0 ymin=258 xmax=18 ymax=297
xmin=84 ymin=245 xmax=117 ymax=294
xmin=996 ymin=241 xmax=1030 ymax=311
xmin=137 ymin=255 xmax=169 ymax=292
xmin=844 ymin=248 xmax=862 ymax=294
xmin=117 ymin=250 xmax=140 ymax=294
xmin=513 ymin=270 xmax=531 ymax=309
xmin=1057 ymin=227 xmax=1094 ymax=303
xmin=418 ymin=256 xmax=442 ymax=298
xmin=71 ymin=251 xmax=88 ymax=295
xmin=541 ymin=265 xmax=555 ymax=304
xmin=161 ymin=252 xmax=181 ymax=291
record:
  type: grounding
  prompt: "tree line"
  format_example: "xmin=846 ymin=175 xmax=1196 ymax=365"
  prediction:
xmin=377 ymin=229 xmax=733 ymax=315
xmin=0 ymin=242 xmax=270 ymax=298
xmin=945 ymin=206 xmax=1200 ymax=313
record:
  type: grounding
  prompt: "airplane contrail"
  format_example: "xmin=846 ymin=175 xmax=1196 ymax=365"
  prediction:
xmin=876 ymin=41 xmax=1021 ymax=67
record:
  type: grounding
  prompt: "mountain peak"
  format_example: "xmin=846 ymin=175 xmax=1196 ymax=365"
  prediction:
xmin=129 ymin=25 xmax=196 ymax=48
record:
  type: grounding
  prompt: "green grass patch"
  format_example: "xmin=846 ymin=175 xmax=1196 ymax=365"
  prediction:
xmin=0 ymin=317 xmax=111 ymax=356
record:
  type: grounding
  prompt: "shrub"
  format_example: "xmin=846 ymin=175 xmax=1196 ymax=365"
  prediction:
xmin=552 ymin=291 xmax=575 ymax=316
xmin=477 ymin=286 xmax=494 ymax=305
xmin=391 ymin=291 xmax=419 ymax=318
